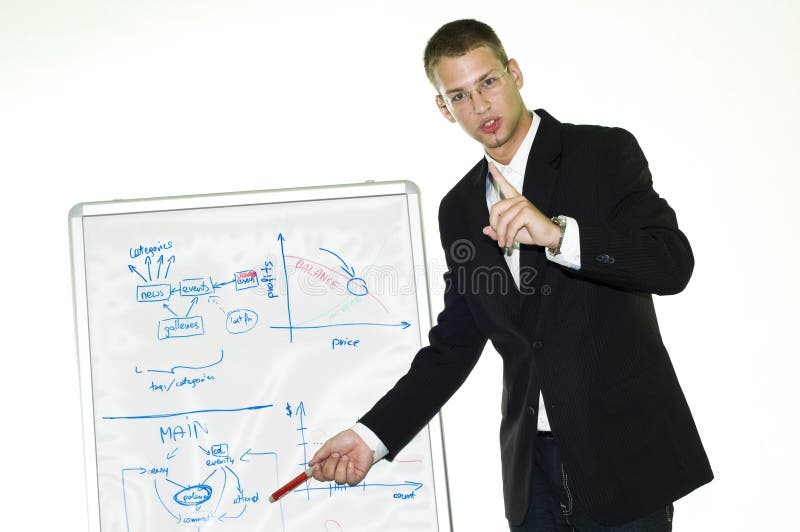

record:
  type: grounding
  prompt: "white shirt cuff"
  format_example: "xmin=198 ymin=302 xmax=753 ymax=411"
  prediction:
xmin=351 ymin=422 xmax=389 ymax=463
xmin=546 ymin=215 xmax=581 ymax=270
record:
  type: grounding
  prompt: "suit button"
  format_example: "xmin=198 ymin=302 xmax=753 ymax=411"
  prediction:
xmin=532 ymin=340 xmax=543 ymax=349
xmin=595 ymin=254 xmax=609 ymax=263
xmin=607 ymin=255 xmax=616 ymax=264
xmin=527 ymin=406 xmax=536 ymax=417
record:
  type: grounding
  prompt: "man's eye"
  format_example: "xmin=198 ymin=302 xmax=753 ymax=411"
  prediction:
xmin=451 ymin=92 xmax=467 ymax=103
xmin=482 ymin=77 xmax=498 ymax=89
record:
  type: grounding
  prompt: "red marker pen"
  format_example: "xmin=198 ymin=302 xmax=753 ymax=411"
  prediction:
xmin=269 ymin=466 xmax=314 ymax=503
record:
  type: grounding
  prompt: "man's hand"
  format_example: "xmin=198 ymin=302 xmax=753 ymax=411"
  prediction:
xmin=309 ymin=429 xmax=374 ymax=486
xmin=482 ymin=162 xmax=560 ymax=249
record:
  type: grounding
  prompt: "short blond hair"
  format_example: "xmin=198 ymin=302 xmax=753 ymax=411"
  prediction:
xmin=423 ymin=19 xmax=509 ymax=85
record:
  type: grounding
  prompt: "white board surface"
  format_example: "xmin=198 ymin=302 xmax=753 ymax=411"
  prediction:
xmin=69 ymin=181 xmax=451 ymax=532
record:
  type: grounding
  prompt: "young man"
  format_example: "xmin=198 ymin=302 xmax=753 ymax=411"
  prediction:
xmin=310 ymin=19 xmax=712 ymax=530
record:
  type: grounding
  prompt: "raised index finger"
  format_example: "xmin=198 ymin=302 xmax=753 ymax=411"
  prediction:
xmin=488 ymin=162 xmax=520 ymax=199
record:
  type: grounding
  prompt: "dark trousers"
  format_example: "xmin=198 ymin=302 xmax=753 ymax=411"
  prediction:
xmin=509 ymin=435 xmax=674 ymax=531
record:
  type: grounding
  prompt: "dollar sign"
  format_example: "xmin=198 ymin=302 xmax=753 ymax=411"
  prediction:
xmin=285 ymin=402 xmax=293 ymax=418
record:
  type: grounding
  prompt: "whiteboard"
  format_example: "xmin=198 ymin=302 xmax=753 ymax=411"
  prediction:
xmin=69 ymin=181 xmax=451 ymax=532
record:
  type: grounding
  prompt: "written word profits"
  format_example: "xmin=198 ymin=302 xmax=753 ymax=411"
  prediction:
xmin=136 ymin=269 xmax=270 ymax=303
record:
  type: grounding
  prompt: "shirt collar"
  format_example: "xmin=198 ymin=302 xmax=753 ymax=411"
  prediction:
xmin=484 ymin=110 xmax=541 ymax=191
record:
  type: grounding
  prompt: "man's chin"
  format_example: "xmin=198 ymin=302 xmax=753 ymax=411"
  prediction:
xmin=463 ymin=125 xmax=508 ymax=150
xmin=476 ymin=134 xmax=506 ymax=150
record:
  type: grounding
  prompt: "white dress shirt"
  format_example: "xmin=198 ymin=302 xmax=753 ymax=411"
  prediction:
xmin=484 ymin=111 xmax=581 ymax=432
xmin=354 ymin=111 xmax=582 ymax=460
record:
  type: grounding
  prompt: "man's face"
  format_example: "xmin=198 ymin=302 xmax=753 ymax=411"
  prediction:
xmin=432 ymin=46 xmax=529 ymax=163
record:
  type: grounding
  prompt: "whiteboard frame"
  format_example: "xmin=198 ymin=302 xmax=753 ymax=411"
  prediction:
xmin=69 ymin=180 xmax=453 ymax=532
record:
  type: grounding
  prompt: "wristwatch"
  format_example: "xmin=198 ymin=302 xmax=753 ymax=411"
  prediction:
xmin=548 ymin=216 xmax=566 ymax=256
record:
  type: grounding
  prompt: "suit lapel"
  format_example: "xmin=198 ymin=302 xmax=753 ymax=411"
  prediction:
xmin=464 ymin=159 xmax=523 ymax=306
xmin=460 ymin=109 xmax=564 ymax=326
xmin=519 ymin=109 xmax=563 ymax=297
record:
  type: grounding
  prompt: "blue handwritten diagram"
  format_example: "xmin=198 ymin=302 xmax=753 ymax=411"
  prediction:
xmin=129 ymin=234 xmax=410 ymax=344
xmin=112 ymin=401 xmax=425 ymax=530
xmin=82 ymin=195 xmax=436 ymax=531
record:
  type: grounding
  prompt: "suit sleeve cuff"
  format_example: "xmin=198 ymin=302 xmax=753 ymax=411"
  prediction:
xmin=546 ymin=215 xmax=581 ymax=270
xmin=351 ymin=422 xmax=389 ymax=463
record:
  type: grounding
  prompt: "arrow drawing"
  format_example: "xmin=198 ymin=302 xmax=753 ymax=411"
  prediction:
xmin=279 ymin=233 xmax=293 ymax=343
xmin=271 ymin=321 xmax=411 ymax=331
xmin=157 ymin=255 xmax=176 ymax=279
xmin=184 ymin=296 xmax=198 ymax=317
xmin=211 ymin=277 xmax=236 ymax=289
xmin=128 ymin=265 xmax=148 ymax=283
xmin=319 ymin=247 xmax=356 ymax=278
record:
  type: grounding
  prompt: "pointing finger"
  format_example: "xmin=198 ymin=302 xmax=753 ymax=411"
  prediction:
xmin=309 ymin=441 xmax=331 ymax=467
xmin=488 ymin=162 xmax=520 ymax=199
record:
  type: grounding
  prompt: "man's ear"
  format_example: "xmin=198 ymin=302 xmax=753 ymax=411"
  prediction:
xmin=436 ymin=95 xmax=457 ymax=123
xmin=507 ymin=58 xmax=524 ymax=90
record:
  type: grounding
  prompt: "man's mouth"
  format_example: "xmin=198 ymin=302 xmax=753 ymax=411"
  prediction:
xmin=480 ymin=118 xmax=500 ymax=134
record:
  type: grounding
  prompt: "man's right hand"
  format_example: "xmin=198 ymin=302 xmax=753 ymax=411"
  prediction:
xmin=483 ymin=162 xmax=561 ymax=249
xmin=309 ymin=429 xmax=374 ymax=486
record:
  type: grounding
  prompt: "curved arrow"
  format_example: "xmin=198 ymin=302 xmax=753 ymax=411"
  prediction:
xmin=121 ymin=468 xmax=146 ymax=530
xmin=213 ymin=467 xmax=228 ymax=518
xmin=218 ymin=504 xmax=247 ymax=521
xmin=225 ymin=465 xmax=243 ymax=494
xmin=154 ymin=478 xmax=179 ymax=520
xmin=319 ymin=247 xmax=356 ymax=278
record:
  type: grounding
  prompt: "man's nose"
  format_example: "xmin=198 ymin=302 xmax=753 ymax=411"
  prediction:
xmin=470 ymin=89 xmax=491 ymax=114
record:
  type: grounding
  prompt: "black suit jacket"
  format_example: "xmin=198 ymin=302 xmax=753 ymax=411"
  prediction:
xmin=360 ymin=109 xmax=713 ymax=525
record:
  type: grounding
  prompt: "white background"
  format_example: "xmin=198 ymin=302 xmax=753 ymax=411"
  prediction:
xmin=1 ymin=1 xmax=798 ymax=530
